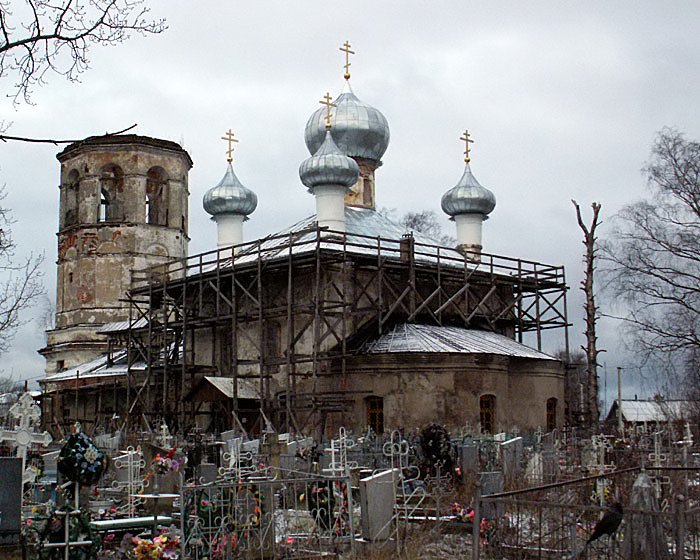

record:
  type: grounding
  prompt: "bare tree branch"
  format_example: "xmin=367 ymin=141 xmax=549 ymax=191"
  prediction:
xmin=0 ymin=0 xmax=166 ymax=104
xmin=0 ymin=121 xmax=136 ymax=143
xmin=0 ymin=184 xmax=43 ymax=354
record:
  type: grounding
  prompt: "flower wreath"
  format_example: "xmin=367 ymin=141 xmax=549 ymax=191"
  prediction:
xmin=57 ymin=431 xmax=108 ymax=486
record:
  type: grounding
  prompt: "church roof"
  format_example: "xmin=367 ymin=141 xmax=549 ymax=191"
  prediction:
xmin=39 ymin=350 xmax=140 ymax=384
xmin=359 ymin=323 xmax=556 ymax=360
xmin=202 ymin=206 xmax=465 ymax=273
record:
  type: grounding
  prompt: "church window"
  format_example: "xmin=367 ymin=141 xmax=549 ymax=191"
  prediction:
xmin=146 ymin=167 xmax=168 ymax=225
xmin=480 ymin=394 xmax=496 ymax=433
xmin=98 ymin=188 xmax=109 ymax=222
xmin=64 ymin=169 xmax=80 ymax=227
xmin=68 ymin=272 xmax=73 ymax=283
xmin=56 ymin=360 xmax=65 ymax=372
xmin=99 ymin=164 xmax=124 ymax=221
xmin=366 ymin=396 xmax=384 ymax=434
xmin=546 ymin=397 xmax=558 ymax=432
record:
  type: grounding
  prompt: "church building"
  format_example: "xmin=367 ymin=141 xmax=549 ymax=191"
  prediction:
xmin=39 ymin=45 xmax=569 ymax=439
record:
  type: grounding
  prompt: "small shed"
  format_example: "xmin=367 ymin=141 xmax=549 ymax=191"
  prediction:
xmin=605 ymin=399 xmax=695 ymax=433
xmin=184 ymin=376 xmax=261 ymax=434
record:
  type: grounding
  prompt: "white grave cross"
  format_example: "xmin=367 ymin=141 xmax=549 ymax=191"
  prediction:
xmin=0 ymin=392 xmax=52 ymax=484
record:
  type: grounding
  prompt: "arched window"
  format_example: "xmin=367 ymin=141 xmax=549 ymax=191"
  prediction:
xmin=64 ymin=169 xmax=80 ymax=227
xmin=146 ymin=167 xmax=168 ymax=225
xmin=100 ymin=164 xmax=124 ymax=221
xmin=98 ymin=188 xmax=109 ymax=222
xmin=546 ymin=397 xmax=558 ymax=432
xmin=366 ymin=396 xmax=384 ymax=434
xmin=480 ymin=394 xmax=496 ymax=434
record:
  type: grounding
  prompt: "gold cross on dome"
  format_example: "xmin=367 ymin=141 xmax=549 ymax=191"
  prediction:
xmin=319 ymin=92 xmax=337 ymax=130
xmin=460 ymin=129 xmax=474 ymax=163
xmin=221 ymin=129 xmax=239 ymax=163
xmin=340 ymin=40 xmax=355 ymax=80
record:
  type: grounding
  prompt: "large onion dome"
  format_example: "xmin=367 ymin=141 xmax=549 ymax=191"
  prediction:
xmin=441 ymin=164 xmax=496 ymax=217
xmin=304 ymin=83 xmax=390 ymax=162
xmin=299 ymin=130 xmax=360 ymax=190
xmin=203 ymin=163 xmax=257 ymax=217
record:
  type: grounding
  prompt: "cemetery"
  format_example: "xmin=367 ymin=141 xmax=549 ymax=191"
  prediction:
xmin=0 ymin=390 xmax=697 ymax=559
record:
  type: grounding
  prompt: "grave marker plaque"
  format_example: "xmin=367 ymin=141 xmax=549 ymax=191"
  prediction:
xmin=0 ymin=458 xmax=22 ymax=544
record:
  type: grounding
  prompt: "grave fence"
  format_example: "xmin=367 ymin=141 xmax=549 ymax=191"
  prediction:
xmin=473 ymin=466 xmax=700 ymax=559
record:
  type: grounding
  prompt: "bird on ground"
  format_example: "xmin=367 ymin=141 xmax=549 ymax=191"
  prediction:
xmin=587 ymin=502 xmax=623 ymax=544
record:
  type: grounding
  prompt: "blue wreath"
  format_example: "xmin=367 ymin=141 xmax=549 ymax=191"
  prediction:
xmin=57 ymin=432 xmax=108 ymax=486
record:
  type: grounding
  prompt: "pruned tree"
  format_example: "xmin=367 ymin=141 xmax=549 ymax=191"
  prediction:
xmin=573 ymin=199 xmax=603 ymax=427
xmin=0 ymin=0 xmax=166 ymax=104
xmin=601 ymin=128 xmax=700 ymax=402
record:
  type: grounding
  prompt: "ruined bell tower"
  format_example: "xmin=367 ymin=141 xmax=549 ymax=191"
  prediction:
xmin=40 ymin=135 xmax=192 ymax=374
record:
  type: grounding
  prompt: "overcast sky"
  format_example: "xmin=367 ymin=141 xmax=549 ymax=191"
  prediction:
xmin=0 ymin=1 xmax=698 ymax=405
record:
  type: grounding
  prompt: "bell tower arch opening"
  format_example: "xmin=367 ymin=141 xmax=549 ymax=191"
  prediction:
xmin=146 ymin=166 xmax=169 ymax=226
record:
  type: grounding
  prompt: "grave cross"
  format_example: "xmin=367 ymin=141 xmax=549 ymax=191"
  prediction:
xmin=156 ymin=422 xmax=173 ymax=449
xmin=0 ymin=392 xmax=52 ymax=484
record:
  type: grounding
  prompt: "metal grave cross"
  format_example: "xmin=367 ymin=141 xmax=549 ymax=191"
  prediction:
xmin=0 ymin=392 xmax=52 ymax=484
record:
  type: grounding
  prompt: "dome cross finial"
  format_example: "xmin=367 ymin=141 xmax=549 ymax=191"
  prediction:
xmin=319 ymin=92 xmax=337 ymax=130
xmin=221 ymin=129 xmax=239 ymax=164
xmin=460 ymin=129 xmax=474 ymax=164
xmin=340 ymin=40 xmax=355 ymax=80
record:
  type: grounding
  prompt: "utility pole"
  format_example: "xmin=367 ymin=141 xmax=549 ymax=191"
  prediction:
xmin=617 ymin=366 xmax=623 ymax=437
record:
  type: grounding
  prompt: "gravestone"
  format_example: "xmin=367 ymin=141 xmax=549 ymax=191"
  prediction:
xmin=460 ymin=444 xmax=479 ymax=480
xmin=500 ymin=437 xmax=523 ymax=485
xmin=542 ymin=439 xmax=558 ymax=483
xmin=360 ymin=468 xmax=398 ymax=541
xmin=525 ymin=451 xmax=543 ymax=484
xmin=0 ymin=458 xmax=22 ymax=544
xmin=479 ymin=471 xmax=504 ymax=518
xmin=242 ymin=439 xmax=260 ymax=454
xmin=621 ymin=472 xmax=671 ymax=559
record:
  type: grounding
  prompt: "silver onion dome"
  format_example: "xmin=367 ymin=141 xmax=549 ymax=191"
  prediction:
xmin=203 ymin=163 xmax=258 ymax=217
xmin=299 ymin=130 xmax=360 ymax=190
xmin=304 ymin=83 xmax=390 ymax=162
xmin=441 ymin=164 xmax=496 ymax=217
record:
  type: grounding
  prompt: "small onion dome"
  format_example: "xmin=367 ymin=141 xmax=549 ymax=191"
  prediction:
xmin=299 ymin=130 xmax=360 ymax=190
xmin=441 ymin=164 xmax=496 ymax=217
xmin=304 ymin=83 xmax=390 ymax=162
xmin=203 ymin=163 xmax=258 ymax=217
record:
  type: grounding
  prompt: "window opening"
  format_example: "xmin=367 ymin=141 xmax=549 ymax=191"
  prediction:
xmin=480 ymin=394 xmax=496 ymax=433
xmin=546 ymin=397 xmax=558 ymax=432
xmin=98 ymin=188 xmax=109 ymax=222
xmin=366 ymin=396 xmax=384 ymax=434
xmin=146 ymin=167 xmax=168 ymax=225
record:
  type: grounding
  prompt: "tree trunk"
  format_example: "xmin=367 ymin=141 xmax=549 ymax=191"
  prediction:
xmin=573 ymin=200 xmax=603 ymax=429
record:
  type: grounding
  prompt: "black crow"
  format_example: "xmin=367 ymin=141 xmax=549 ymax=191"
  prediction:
xmin=587 ymin=502 xmax=623 ymax=543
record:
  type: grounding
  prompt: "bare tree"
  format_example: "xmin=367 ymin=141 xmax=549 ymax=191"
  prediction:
xmin=0 ymin=0 xmax=166 ymax=104
xmin=0 ymin=185 xmax=43 ymax=354
xmin=387 ymin=209 xmax=456 ymax=246
xmin=602 ymin=128 xmax=700 ymax=400
xmin=573 ymin=200 xmax=603 ymax=427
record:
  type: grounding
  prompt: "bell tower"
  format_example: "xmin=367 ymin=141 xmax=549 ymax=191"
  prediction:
xmin=40 ymin=134 xmax=192 ymax=374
